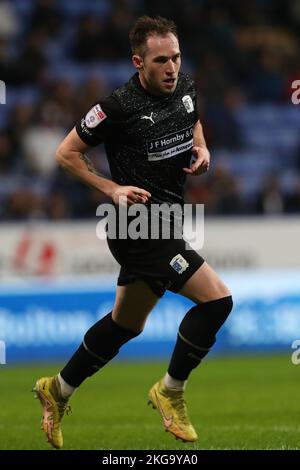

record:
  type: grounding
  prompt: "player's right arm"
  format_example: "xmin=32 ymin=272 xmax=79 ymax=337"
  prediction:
xmin=56 ymin=127 xmax=151 ymax=206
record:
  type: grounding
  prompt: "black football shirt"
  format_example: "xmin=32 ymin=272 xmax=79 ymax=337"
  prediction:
xmin=76 ymin=72 xmax=199 ymax=207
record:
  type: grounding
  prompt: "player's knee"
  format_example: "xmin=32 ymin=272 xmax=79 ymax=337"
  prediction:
xmin=190 ymin=279 xmax=231 ymax=304
xmin=202 ymin=283 xmax=231 ymax=304
xmin=219 ymin=284 xmax=232 ymax=301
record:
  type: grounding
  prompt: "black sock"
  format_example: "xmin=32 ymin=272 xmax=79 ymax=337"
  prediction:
xmin=60 ymin=312 xmax=141 ymax=387
xmin=168 ymin=296 xmax=233 ymax=380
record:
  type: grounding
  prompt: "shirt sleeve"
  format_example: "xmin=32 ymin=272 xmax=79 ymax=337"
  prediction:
xmin=75 ymin=95 xmax=123 ymax=147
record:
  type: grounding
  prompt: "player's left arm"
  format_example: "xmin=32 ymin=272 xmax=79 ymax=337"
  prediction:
xmin=183 ymin=120 xmax=210 ymax=175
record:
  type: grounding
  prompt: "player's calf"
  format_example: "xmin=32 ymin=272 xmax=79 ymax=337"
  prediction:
xmin=59 ymin=312 xmax=142 ymax=387
xmin=168 ymin=296 xmax=233 ymax=380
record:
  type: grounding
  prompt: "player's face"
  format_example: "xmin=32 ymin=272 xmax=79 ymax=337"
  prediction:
xmin=134 ymin=33 xmax=181 ymax=96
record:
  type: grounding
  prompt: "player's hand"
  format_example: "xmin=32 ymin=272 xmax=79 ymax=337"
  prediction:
xmin=183 ymin=146 xmax=210 ymax=175
xmin=111 ymin=185 xmax=151 ymax=206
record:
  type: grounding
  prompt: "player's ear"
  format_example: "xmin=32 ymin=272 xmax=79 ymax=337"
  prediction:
xmin=132 ymin=54 xmax=144 ymax=70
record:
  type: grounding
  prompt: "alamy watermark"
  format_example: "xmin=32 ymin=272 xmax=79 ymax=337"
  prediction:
xmin=96 ymin=200 xmax=204 ymax=250
xmin=0 ymin=340 xmax=6 ymax=365
xmin=291 ymin=80 xmax=300 ymax=105
xmin=291 ymin=340 xmax=300 ymax=365
xmin=0 ymin=80 xmax=6 ymax=104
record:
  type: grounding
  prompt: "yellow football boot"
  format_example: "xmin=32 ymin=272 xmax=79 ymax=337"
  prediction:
xmin=33 ymin=376 xmax=71 ymax=449
xmin=148 ymin=378 xmax=198 ymax=442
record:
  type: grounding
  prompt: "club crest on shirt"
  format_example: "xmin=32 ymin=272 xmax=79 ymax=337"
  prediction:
xmin=182 ymin=95 xmax=194 ymax=113
xmin=170 ymin=254 xmax=189 ymax=274
xmin=85 ymin=104 xmax=107 ymax=128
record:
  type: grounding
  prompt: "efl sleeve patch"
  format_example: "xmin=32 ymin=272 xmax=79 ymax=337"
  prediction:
xmin=85 ymin=104 xmax=107 ymax=128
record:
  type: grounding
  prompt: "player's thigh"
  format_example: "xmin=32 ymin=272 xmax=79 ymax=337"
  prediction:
xmin=112 ymin=280 xmax=160 ymax=332
xmin=179 ymin=261 xmax=231 ymax=304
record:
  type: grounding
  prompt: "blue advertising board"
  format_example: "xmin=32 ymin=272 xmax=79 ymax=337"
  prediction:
xmin=0 ymin=271 xmax=299 ymax=363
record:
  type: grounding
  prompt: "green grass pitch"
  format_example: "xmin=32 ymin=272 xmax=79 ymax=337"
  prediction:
xmin=0 ymin=354 xmax=299 ymax=450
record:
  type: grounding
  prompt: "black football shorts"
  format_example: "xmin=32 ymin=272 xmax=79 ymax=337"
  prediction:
xmin=107 ymin=236 xmax=205 ymax=298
